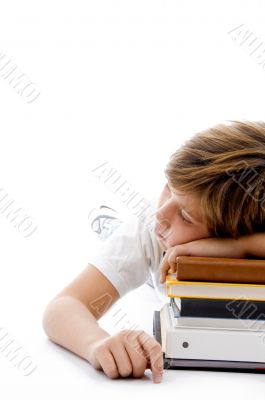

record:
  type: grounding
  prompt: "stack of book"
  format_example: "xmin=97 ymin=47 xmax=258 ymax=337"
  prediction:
xmin=153 ymin=256 xmax=265 ymax=372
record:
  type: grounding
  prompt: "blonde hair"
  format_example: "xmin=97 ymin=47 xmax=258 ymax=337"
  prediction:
xmin=164 ymin=121 xmax=265 ymax=239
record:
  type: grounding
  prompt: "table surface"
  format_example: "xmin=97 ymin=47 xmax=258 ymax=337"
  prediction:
xmin=2 ymin=278 xmax=265 ymax=400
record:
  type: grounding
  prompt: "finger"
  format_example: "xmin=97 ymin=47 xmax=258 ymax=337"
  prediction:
xmin=159 ymin=257 xmax=170 ymax=284
xmin=160 ymin=242 xmax=193 ymax=282
xmin=159 ymin=250 xmax=178 ymax=283
xmin=97 ymin=348 xmax=120 ymax=379
xmin=167 ymin=248 xmax=180 ymax=272
xmin=122 ymin=331 xmax=148 ymax=378
xmin=137 ymin=332 xmax=164 ymax=383
xmin=109 ymin=339 xmax=133 ymax=378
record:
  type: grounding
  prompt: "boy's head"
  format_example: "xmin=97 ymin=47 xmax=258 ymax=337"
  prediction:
xmin=155 ymin=120 xmax=265 ymax=249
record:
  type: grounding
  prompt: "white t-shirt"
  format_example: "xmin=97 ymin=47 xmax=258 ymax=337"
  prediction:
xmin=87 ymin=208 xmax=168 ymax=302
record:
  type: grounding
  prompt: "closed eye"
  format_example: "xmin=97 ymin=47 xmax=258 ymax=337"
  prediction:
xmin=179 ymin=210 xmax=192 ymax=224
xmin=165 ymin=183 xmax=193 ymax=225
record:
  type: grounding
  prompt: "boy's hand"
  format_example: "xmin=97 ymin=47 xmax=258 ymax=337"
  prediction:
xmin=159 ymin=236 xmax=247 ymax=284
xmin=87 ymin=330 xmax=164 ymax=383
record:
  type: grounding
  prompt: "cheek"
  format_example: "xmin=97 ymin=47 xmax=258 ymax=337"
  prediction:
xmin=166 ymin=226 xmax=204 ymax=247
xmin=166 ymin=228 xmax=190 ymax=246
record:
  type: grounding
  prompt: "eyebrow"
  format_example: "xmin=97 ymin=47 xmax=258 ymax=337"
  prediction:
xmin=167 ymin=183 xmax=202 ymax=223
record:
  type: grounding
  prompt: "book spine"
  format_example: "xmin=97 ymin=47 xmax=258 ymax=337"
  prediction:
xmin=176 ymin=257 xmax=265 ymax=284
xmin=180 ymin=298 xmax=265 ymax=320
xmin=166 ymin=277 xmax=265 ymax=301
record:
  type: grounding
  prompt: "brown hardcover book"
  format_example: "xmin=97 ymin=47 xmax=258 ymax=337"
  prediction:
xmin=176 ymin=256 xmax=265 ymax=284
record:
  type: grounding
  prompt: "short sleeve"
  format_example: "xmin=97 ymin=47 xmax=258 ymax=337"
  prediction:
xmin=87 ymin=215 xmax=156 ymax=298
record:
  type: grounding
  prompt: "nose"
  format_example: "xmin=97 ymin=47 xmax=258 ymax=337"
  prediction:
xmin=156 ymin=196 xmax=178 ymax=233
xmin=155 ymin=209 xmax=171 ymax=236
xmin=156 ymin=196 xmax=176 ymax=220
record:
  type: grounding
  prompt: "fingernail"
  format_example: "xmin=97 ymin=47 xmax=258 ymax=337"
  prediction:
xmin=154 ymin=375 xmax=162 ymax=383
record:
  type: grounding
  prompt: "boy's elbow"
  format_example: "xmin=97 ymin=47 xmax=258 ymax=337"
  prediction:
xmin=42 ymin=296 xmax=64 ymax=339
xmin=42 ymin=300 xmax=55 ymax=339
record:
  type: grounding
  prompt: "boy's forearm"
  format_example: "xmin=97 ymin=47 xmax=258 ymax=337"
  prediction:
xmin=42 ymin=295 xmax=110 ymax=362
xmin=241 ymin=232 xmax=265 ymax=258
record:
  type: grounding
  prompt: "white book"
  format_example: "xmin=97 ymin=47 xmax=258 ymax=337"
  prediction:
xmin=160 ymin=303 xmax=265 ymax=363
xmin=166 ymin=275 xmax=265 ymax=301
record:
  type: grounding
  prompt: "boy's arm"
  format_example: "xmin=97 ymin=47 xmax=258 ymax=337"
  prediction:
xmin=159 ymin=231 xmax=265 ymax=283
xmin=42 ymin=264 xmax=164 ymax=382
xmin=42 ymin=264 xmax=118 ymax=361
xmin=241 ymin=231 xmax=265 ymax=258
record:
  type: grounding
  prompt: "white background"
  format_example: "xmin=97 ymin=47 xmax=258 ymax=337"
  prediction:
xmin=1 ymin=0 xmax=265 ymax=398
